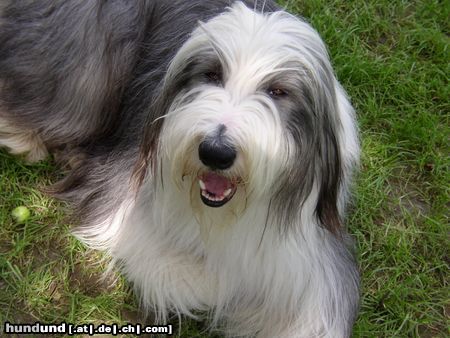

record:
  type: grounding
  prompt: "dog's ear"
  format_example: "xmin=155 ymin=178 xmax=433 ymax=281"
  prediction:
xmin=132 ymin=117 xmax=164 ymax=190
xmin=271 ymin=73 xmax=344 ymax=237
xmin=132 ymin=85 xmax=170 ymax=190
xmin=132 ymin=71 xmax=187 ymax=190
xmin=307 ymin=73 xmax=344 ymax=236
xmin=314 ymin=111 xmax=343 ymax=235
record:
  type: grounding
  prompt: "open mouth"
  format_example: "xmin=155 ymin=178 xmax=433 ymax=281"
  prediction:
xmin=198 ymin=172 xmax=237 ymax=207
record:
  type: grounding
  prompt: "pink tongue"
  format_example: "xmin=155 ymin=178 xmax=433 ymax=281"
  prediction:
xmin=201 ymin=172 xmax=232 ymax=196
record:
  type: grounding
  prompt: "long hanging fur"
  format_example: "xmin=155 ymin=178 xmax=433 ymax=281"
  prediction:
xmin=0 ymin=1 xmax=360 ymax=337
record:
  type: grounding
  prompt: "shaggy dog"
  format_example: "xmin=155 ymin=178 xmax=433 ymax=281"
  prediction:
xmin=0 ymin=1 xmax=360 ymax=337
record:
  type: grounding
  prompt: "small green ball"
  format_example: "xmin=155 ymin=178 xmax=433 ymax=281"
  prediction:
xmin=11 ymin=206 xmax=31 ymax=223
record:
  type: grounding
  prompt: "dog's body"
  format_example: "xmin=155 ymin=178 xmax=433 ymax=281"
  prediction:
xmin=0 ymin=1 xmax=360 ymax=337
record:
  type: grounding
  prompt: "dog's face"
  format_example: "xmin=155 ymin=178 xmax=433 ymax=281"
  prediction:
xmin=139 ymin=3 xmax=343 ymax=232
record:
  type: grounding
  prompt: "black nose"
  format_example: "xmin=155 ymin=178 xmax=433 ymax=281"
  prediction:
xmin=198 ymin=139 xmax=236 ymax=170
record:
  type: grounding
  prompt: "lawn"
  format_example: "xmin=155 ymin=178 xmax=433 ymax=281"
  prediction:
xmin=0 ymin=0 xmax=448 ymax=337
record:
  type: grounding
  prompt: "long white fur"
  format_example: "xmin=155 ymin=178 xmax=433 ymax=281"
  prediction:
xmin=70 ymin=3 xmax=359 ymax=337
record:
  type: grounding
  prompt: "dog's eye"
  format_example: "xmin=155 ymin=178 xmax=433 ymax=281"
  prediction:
xmin=268 ymin=88 xmax=288 ymax=98
xmin=204 ymin=71 xmax=222 ymax=85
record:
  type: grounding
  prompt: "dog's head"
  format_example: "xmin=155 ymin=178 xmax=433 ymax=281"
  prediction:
xmin=136 ymin=3 xmax=353 ymax=235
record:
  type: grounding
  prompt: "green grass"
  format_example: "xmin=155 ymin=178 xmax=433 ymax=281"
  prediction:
xmin=1 ymin=0 xmax=448 ymax=337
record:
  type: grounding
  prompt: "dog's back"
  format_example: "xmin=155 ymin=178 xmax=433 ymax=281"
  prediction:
xmin=0 ymin=0 xmax=275 ymax=159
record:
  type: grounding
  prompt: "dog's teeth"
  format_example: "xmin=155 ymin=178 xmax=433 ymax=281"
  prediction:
xmin=224 ymin=188 xmax=232 ymax=197
xmin=201 ymin=188 xmax=228 ymax=202
xmin=199 ymin=180 xmax=206 ymax=190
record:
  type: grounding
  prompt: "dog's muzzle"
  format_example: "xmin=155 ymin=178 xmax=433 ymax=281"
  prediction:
xmin=198 ymin=134 xmax=238 ymax=207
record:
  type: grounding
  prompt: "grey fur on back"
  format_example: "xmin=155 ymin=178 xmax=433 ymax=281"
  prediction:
xmin=0 ymin=0 xmax=277 ymax=151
